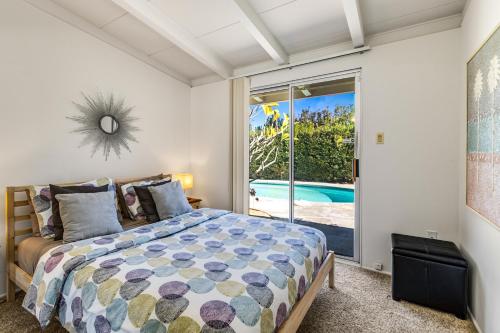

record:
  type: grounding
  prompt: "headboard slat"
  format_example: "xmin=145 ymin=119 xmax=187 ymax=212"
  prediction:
xmin=14 ymin=200 xmax=30 ymax=207
xmin=15 ymin=228 xmax=33 ymax=237
xmin=14 ymin=215 xmax=32 ymax=222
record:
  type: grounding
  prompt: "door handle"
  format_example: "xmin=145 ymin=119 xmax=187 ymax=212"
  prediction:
xmin=352 ymin=158 xmax=359 ymax=181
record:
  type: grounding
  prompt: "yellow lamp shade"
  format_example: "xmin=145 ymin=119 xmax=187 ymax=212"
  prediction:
xmin=174 ymin=173 xmax=193 ymax=190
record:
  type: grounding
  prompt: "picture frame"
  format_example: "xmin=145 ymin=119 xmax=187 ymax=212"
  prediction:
xmin=466 ymin=24 xmax=500 ymax=228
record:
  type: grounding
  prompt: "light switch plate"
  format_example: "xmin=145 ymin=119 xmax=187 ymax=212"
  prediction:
xmin=376 ymin=132 xmax=384 ymax=144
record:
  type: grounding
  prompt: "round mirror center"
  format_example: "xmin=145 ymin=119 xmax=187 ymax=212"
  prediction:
xmin=100 ymin=115 xmax=119 ymax=134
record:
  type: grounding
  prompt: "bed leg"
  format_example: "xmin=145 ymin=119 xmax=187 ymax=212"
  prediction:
xmin=328 ymin=252 xmax=335 ymax=289
xmin=6 ymin=279 xmax=16 ymax=302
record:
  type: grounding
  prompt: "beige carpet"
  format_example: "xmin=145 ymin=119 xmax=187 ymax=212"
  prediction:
xmin=0 ymin=263 xmax=476 ymax=333
xmin=298 ymin=263 xmax=476 ymax=333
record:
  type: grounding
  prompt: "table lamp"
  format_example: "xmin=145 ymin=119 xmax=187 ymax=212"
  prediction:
xmin=173 ymin=173 xmax=193 ymax=192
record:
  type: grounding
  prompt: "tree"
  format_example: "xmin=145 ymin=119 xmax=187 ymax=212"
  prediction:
xmin=249 ymin=103 xmax=289 ymax=178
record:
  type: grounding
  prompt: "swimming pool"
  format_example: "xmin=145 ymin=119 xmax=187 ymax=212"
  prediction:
xmin=250 ymin=181 xmax=354 ymax=203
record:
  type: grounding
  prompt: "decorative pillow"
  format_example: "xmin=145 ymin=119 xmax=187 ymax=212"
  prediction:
xmin=119 ymin=174 xmax=172 ymax=220
xmin=116 ymin=174 xmax=165 ymax=219
xmin=29 ymin=177 xmax=115 ymax=238
xmin=50 ymin=184 xmax=109 ymax=241
xmin=133 ymin=180 xmax=171 ymax=223
xmin=148 ymin=181 xmax=193 ymax=220
xmin=29 ymin=186 xmax=52 ymax=237
xmin=56 ymin=191 xmax=123 ymax=243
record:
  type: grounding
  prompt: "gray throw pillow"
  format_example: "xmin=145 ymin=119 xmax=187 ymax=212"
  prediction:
xmin=56 ymin=191 xmax=123 ymax=243
xmin=148 ymin=181 xmax=193 ymax=220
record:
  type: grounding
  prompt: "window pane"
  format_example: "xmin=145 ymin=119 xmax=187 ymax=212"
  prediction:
xmin=292 ymin=78 xmax=356 ymax=258
xmin=249 ymin=88 xmax=290 ymax=221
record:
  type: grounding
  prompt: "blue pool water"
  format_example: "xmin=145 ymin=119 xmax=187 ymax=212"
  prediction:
xmin=250 ymin=182 xmax=354 ymax=203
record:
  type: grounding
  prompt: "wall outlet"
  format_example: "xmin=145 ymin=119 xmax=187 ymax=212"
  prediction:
xmin=374 ymin=262 xmax=383 ymax=271
xmin=426 ymin=230 xmax=438 ymax=239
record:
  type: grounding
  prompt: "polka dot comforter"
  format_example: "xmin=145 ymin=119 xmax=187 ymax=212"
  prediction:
xmin=23 ymin=208 xmax=327 ymax=333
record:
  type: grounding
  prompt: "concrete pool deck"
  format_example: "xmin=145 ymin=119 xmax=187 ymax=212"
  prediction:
xmin=251 ymin=179 xmax=355 ymax=189
xmin=249 ymin=181 xmax=355 ymax=229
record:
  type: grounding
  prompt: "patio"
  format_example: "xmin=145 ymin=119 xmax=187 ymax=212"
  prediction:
xmin=250 ymin=194 xmax=355 ymax=258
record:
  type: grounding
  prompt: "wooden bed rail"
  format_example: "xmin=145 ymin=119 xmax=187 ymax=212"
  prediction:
xmin=5 ymin=186 xmax=35 ymax=301
xmin=277 ymin=251 xmax=335 ymax=333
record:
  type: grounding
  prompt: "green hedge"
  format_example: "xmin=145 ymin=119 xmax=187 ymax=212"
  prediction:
xmin=250 ymin=106 xmax=354 ymax=183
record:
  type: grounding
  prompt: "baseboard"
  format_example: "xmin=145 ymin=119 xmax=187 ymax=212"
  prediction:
xmin=361 ymin=265 xmax=392 ymax=276
xmin=0 ymin=293 xmax=6 ymax=303
xmin=336 ymin=258 xmax=361 ymax=267
xmin=467 ymin=307 xmax=483 ymax=333
xmin=335 ymin=258 xmax=392 ymax=276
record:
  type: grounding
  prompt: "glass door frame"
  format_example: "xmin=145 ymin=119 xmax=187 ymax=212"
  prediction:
xmin=249 ymin=70 xmax=362 ymax=263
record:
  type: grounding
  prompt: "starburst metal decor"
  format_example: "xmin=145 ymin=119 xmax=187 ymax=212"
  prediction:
xmin=68 ymin=92 xmax=139 ymax=160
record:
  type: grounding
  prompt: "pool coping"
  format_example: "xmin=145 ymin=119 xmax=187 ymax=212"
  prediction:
xmin=250 ymin=179 xmax=355 ymax=190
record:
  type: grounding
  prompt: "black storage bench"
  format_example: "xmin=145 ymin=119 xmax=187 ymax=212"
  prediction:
xmin=391 ymin=233 xmax=468 ymax=319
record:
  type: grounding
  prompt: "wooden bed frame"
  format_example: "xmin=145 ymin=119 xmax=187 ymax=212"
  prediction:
xmin=5 ymin=183 xmax=335 ymax=333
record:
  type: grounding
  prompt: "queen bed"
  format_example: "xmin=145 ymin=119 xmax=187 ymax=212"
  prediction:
xmin=5 ymin=180 xmax=335 ymax=333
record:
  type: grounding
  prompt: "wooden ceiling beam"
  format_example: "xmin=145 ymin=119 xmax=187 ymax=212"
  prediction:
xmin=342 ymin=0 xmax=365 ymax=48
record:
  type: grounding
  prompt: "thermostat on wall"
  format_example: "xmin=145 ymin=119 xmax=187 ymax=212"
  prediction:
xmin=376 ymin=132 xmax=384 ymax=144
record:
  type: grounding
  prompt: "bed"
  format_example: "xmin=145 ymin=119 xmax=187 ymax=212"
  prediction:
xmin=5 ymin=182 xmax=335 ymax=333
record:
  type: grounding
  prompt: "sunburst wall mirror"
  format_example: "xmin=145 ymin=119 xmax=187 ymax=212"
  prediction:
xmin=68 ymin=92 xmax=139 ymax=160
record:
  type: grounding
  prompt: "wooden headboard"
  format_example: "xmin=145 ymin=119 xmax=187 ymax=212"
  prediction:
xmin=5 ymin=186 xmax=36 ymax=260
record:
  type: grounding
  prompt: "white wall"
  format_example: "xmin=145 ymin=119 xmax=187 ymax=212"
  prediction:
xmin=189 ymin=80 xmax=232 ymax=210
xmin=195 ymin=29 xmax=462 ymax=274
xmin=0 ymin=0 xmax=191 ymax=296
xmin=459 ymin=1 xmax=500 ymax=332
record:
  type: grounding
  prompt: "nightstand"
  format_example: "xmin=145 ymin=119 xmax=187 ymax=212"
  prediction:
xmin=187 ymin=197 xmax=202 ymax=209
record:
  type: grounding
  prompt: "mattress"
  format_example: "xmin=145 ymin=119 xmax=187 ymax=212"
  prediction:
xmin=17 ymin=237 xmax=62 ymax=275
xmin=17 ymin=218 xmax=146 ymax=275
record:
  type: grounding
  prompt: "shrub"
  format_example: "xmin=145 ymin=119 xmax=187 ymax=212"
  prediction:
xmin=249 ymin=105 xmax=355 ymax=183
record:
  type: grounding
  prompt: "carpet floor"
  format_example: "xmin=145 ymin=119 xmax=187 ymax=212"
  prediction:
xmin=0 ymin=263 xmax=476 ymax=333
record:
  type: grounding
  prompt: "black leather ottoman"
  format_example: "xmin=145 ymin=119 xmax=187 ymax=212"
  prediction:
xmin=391 ymin=233 xmax=468 ymax=319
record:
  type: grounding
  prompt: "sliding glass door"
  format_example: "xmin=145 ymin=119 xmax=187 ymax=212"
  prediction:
xmin=248 ymin=73 xmax=360 ymax=261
